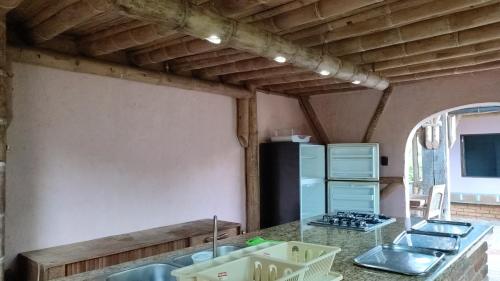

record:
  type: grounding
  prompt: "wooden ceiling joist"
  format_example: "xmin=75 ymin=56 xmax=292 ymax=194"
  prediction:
xmin=30 ymin=0 xmax=113 ymax=43
xmin=9 ymin=46 xmax=252 ymax=98
xmin=23 ymin=0 xmax=80 ymax=28
xmin=0 ymin=0 xmax=21 ymax=12
xmin=114 ymin=0 xmax=389 ymax=90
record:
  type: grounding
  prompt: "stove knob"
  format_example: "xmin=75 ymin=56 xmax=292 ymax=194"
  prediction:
xmin=350 ymin=220 xmax=358 ymax=227
xmin=359 ymin=220 xmax=367 ymax=227
xmin=341 ymin=219 xmax=349 ymax=226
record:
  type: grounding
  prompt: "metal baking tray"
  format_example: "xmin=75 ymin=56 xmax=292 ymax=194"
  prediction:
xmin=393 ymin=231 xmax=461 ymax=254
xmin=411 ymin=220 xmax=473 ymax=237
xmin=353 ymin=244 xmax=445 ymax=276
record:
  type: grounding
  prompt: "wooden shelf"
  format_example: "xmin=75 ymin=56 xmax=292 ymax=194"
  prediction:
xmin=18 ymin=219 xmax=240 ymax=281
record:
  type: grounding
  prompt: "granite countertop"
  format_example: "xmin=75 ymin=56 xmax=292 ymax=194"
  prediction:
xmin=54 ymin=218 xmax=493 ymax=281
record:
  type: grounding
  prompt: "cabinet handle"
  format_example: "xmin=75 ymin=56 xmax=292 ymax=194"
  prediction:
xmin=203 ymin=233 xmax=229 ymax=243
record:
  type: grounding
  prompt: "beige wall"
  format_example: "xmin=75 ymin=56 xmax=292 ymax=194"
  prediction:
xmin=6 ymin=63 xmax=310 ymax=268
xmin=257 ymin=93 xmax=313 ymax=143
xmin=311 ymin=69 xmax=500 ymax=216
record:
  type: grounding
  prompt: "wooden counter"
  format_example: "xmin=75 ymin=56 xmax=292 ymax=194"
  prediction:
xmin=18 ymin=219 xmax=240 ymax=281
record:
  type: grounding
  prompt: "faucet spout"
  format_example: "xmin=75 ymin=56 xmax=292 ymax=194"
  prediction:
xmin=213 ymin=215 xmax=218 ymax=258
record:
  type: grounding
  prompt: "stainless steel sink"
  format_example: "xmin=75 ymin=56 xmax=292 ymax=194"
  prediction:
xmin=106 ymin=263 xmax=178 ymax=281
xmin=168 ymin=245 xmax=242 ymax=267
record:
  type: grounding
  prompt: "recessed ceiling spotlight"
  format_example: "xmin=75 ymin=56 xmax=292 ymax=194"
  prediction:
xmin=319 ymin=70 xmax=331 ymax=76
xmin=274 ymin=56 xmax=287 ymax=63
xmin=352 ymin=80 xmax=361 ymax=84
xmin=205 ymin=35 xmax=221 ymax=44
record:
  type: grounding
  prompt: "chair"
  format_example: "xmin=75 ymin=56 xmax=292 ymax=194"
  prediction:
xmin=425 ymin=184 xmax=446 ymax=219
xmin=409 ymin=184 xmax=446 ymax=219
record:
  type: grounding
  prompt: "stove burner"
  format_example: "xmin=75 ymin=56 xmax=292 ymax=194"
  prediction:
xmin=309 ymin=211 xmax=396 ymax=232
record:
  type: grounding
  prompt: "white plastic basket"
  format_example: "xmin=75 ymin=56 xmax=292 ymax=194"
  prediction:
xmin=195 ymin=256 xmax=307 ymax=281
xmin=171 ymin=242 xmax=283 ymax=281
xmin=253 ymin=242 xmax=341 ymax=281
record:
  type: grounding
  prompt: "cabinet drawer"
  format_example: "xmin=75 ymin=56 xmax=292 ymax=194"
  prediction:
xmin=189 ymin=227 xmax=240 ymax=246
xmin=327 ymin=143 xmax=379 ymax=180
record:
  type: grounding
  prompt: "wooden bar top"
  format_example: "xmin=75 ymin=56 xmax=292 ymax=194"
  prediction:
xmin=20 ymin=219 xmax=240 ymax=268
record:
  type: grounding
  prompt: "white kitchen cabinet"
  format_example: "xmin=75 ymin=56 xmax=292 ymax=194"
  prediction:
xmin=328 ymin=181 xmax=380 ymax=214
xmin=327 ymin=143 xmax=379 ymax=180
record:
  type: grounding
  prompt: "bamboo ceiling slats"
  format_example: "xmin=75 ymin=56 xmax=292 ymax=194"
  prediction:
xmin=8 ymin=0 xmax=500 ymax=94
xmin=222 ymin=65 xmax=304 ymax=84
xmin=374 ymin=39 xmax=500 ymax=71
xmin=172 ymin=52 xmax=258 ymax=73
xmin=162 ymin=0 xmax=497 ymax=85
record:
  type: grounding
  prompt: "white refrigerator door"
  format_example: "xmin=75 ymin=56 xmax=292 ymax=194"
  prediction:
xmin=328 ymin=181 xmax=380 ymax=214
xmin=301 ymin=179 xmax=326 ymax=219
xmin=327 ymin=143 xmax=379 ymax=181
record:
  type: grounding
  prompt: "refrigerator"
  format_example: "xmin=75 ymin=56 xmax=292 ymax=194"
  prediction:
xmin=260 ymin=142 xmax=325 ymax=228
xmin=327 ymin=143 xmax=380 ymax=214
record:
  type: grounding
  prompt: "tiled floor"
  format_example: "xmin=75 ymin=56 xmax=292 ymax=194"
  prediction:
xmin=453 ymin=216 xmax=500 ymax=281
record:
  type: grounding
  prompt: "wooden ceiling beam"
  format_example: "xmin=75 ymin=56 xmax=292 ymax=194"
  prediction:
xmin=216 ymin=20 xmax=500 ymax=84
xmin=298 ymin=96 xmax=330 ymax=144
xmin=162 ymin=1 xmax=500 ymax=83
xmin=9 ymin=46 xmax=252 ymax=98
xmin=0 ymin=0 xmax=22 ymax=12
xmin=114 ymin=0 xmax=389 ymax=90
xmin=266 ymin=77 xmax=339 ymax=92
xmin=151 ymin=0 xmax=486 ymax=71
xmin=29 ymin=0 xmax=113 ymax=43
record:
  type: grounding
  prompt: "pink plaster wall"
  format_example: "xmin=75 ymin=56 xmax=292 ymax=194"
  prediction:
xmin=257 ymin=93 xmax=313 ymax=143
xmin=5 ymin=63 xmax=248 ymax=268
xmin=449 ymin=113 xmax=500 ymax=195
xmin=310 ymin=69 xmax=500 ymax=216
xmin=5 ymin=63 xmax=312 ymax=269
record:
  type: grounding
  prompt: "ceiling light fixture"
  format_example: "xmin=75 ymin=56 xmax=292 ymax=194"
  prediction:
xmin=319 ymin=70 xmax=331 ymax=76
xmin=352 ymin=80 xmax=361 ymax=84
xmin=205 ymin=35 xmax=221 ymax=44
xmin=274 ymin=56 xmax=287 ymax=63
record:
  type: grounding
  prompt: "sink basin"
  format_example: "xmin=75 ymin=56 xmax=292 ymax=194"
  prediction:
xmin=107 ymin=263 xmax=178 ymax=281
xmin=168 ymin=245 xmax=242 ymax=267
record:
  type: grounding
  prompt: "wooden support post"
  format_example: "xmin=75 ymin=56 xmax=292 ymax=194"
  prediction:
xmin=363 ymin=86 xmax=393 ymax=143
xmin=237 ymin=98 xmax=249 ymax=148
xmin=298 ymin=96 xmax=330 ymax=144
xmin=244 ymin=89 xmax=259 ymax=231
xmin=0 ymin=5 xmax=15 ymax=279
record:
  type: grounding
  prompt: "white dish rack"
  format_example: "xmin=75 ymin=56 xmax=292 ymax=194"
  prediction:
xmin=171 ymin=241 xmax=342 ymax=281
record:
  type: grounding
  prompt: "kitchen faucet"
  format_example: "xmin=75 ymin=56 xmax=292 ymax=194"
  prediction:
xmin=213 ymin=215 xmax=217 ymax=258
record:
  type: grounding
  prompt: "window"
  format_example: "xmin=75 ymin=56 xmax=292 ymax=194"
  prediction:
xmin=461 ymin=134 xmax=500 ymax=178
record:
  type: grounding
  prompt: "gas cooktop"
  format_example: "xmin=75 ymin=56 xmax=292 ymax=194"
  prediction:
xmin=308 ymin=211 xmax=396 ymax=232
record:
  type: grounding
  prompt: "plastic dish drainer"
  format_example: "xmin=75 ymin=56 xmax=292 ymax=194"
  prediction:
xmin=171 ymin=241 xmax=342 ymax=281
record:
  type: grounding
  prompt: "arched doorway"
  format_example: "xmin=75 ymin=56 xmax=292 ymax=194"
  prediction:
xmin=404 ymin=102 xmax=500 ymax=219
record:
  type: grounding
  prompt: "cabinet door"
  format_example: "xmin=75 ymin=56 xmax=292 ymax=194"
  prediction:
xmin=327 ymin=143 xmax=379 ymax=180
xmin=300 ymin=144 xmax=325 ymax=179
xmin=327 ymin=181 xmax=380 ymax=214
xmin=300 ymin=180 xmax=325 ymax=219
